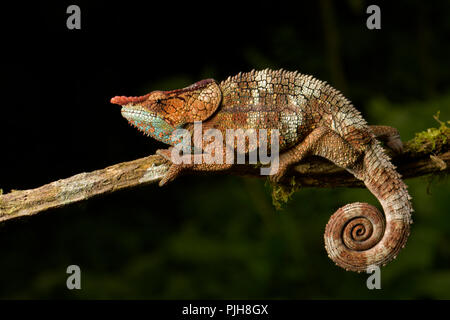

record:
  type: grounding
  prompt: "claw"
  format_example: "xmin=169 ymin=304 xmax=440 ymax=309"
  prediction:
xmin=158 ymin=163 xmax=184 ymax=186
xmin=159 ymin=175 xmax=173 ymax=187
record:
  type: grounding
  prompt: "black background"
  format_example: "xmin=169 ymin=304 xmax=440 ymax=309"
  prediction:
xmin=1 ymin=1 xmax=449 ymax=299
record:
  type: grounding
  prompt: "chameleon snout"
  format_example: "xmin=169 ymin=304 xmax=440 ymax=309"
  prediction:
xmin=110 ymin=94 xmax=150 ymax=106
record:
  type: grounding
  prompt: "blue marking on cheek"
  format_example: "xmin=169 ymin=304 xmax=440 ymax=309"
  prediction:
xmin=148 ymin=117 xmax=177 ymax=145
xmin=129 ymin=113 xmax=180 ymax=146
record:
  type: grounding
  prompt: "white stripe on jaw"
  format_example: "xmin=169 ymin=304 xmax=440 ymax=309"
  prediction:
xmin=121 ymin=106 xmax=157 ymax=123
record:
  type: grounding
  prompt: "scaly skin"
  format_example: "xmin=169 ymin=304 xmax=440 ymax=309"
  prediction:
xmin=111 ymin=69 xmax=413 ymax=272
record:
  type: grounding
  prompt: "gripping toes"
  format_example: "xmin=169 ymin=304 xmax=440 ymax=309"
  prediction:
xmin=369 ymin=125 xmax=404 ymax=154
xmin=268 ymin=164 xmax=288 ymax=184
xmin=159 ymin=163 xmax=185 ymax=186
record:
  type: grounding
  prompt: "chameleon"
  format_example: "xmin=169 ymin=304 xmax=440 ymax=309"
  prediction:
xmin=111 ymin=69 xmax=413 ymax=272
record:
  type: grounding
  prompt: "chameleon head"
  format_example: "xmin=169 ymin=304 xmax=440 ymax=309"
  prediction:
xmin=110 ymin=79 xmax=222 ymax=145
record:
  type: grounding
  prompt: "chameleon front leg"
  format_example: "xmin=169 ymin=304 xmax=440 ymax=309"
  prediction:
xmin=269 ymin=127 xmax=362 ymax=183
xmin=369 ymin=125 xmax=403 ymax=153
xmin=157 ymin=147 xmax=233 ymax=186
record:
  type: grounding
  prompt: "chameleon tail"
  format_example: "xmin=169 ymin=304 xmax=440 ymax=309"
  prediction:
xmin=324 ymin=140 xmax=413 ymax=272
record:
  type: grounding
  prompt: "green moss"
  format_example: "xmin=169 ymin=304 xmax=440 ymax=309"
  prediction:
xmin=406 ymin=112 xmax=450 ymax=154
xmin=267 ymin=177 xmax=300 ymax=210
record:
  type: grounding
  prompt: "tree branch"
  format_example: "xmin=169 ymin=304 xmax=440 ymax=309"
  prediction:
xmin=1 ymin=136 xmax=449 ymax=223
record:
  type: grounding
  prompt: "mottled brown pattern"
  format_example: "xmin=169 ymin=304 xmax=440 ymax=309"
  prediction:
xmin=112 ymin=79 xmax=222 ymax=127
xmin=113 ymin=69 xmax=414 ymax=272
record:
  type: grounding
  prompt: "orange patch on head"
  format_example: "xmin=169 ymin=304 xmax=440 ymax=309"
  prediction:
xmin=163 ymin=104 xmax=177 ymax=114
xmin=196 ymin=101 xmax=206 ymax=111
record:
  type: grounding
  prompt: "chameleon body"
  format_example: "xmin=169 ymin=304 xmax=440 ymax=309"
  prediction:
xmin=111 ymin=69 xmax=413 ymax=272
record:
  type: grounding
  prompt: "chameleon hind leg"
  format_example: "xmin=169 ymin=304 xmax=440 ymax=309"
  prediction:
xmin=369 ymin=125 xmax=403 ymax=153
xmin=269 ymin=127 xmax=362 ymax=183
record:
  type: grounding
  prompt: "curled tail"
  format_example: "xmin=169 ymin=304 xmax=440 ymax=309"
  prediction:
xmin=324 ymin=140 xmax=413 ymax=272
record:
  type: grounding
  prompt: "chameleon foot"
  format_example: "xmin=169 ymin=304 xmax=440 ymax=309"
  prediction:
xmin=159 ymin=163 xmax=186 ymax=186
xmin=268 ymin=164 xmax=289 ymax=184
xmin=385 ymin=136 xmax=404 ymax=154
xmin=369 ymin=125 xmax=404 ymax=154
